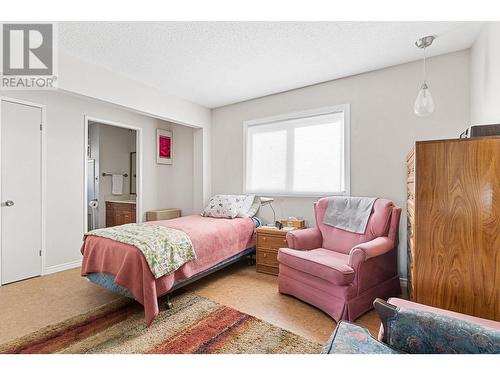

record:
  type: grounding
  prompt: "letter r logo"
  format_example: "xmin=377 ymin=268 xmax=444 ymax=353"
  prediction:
xmin=2 ymin=24 xmax=53 ymax=75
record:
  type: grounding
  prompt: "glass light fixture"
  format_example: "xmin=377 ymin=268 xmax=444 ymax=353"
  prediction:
xmin=414 ymin=36 xmax=435 ymax=117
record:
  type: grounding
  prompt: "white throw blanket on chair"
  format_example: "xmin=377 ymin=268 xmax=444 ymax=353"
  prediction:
xmin=323 ymin=196 xmax=377 ymax=234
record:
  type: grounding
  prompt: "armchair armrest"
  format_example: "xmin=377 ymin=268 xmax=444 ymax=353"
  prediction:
xmin=322 ymin=321 xmax=399 ymax=354
xmin=286 ymin=227 xmax=322 ymax=250
xmin=348 ymin=236 xmax=394 ymax=268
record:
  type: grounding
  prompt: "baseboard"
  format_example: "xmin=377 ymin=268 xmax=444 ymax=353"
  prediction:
xmin=43 ymin=260 xmax=81 ymax=275
xmin=399 ymin=277 xmax=408 ymax=289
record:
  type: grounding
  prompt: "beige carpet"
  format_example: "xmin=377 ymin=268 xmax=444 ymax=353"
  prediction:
xmin=0 ymin=292 xmax=323 ymax=354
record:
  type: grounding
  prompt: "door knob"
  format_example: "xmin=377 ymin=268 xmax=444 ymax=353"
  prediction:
xmin=4 ymin=200 xmax=14 ymax=207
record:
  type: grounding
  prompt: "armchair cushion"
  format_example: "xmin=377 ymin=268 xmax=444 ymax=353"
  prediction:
xmin=348 ymin=236 xmax=395 ymax=268
xmin=286 ymin=227 xmax=322 ymax=250
xmin=277 ymin=248 xmax=354 ymax=285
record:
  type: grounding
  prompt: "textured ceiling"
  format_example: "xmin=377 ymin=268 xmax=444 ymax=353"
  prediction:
xmin=59 ymin=22 xmax=483 ymax=108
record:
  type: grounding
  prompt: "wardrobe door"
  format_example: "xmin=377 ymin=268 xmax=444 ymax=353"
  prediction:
xmin=415 ymin=138 xmax=500 ymax=320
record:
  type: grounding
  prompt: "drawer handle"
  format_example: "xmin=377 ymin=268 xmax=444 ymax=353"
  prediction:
xmin=263 ymin=253 xmax=267 ymax=257
xmin=262 ymin=237 xmax=266 ymax=241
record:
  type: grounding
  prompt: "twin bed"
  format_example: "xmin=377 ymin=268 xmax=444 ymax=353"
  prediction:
xmin=81 ymin=214 xmax=258 ymax=326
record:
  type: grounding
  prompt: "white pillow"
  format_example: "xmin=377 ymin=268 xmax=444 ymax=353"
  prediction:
xmin=201 ymin=194 xmax=261 ymax=219
xmin=238 ymin=196 xmax=261 ymax=218
xmin=236 ymin=195 xmax=255 ymax=218
xmin=201 ymin=195 xmax=246 ymax=218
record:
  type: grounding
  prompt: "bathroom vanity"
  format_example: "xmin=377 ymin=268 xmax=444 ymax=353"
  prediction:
xmin=105 ymin=200 xmax=136 ymax=227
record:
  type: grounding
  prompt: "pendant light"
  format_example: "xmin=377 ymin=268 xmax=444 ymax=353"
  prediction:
xmin=414 ymin=35 xmax=435 ymax=117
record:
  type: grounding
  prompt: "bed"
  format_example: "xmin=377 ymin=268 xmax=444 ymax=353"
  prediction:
xmin=81 ymin=214 xmax=257 ymax=326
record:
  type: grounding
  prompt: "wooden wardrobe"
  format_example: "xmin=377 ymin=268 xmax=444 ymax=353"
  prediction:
xmin=407 ymin=136 xmax=500 ymax=321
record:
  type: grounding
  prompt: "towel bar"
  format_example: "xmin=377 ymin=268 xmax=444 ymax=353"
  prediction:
xmin=102 ymin=172 xmax=128 ymax=177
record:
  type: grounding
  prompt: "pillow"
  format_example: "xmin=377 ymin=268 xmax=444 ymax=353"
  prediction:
xmin=246 ymin=196 xmax=261 ymax=217
xmin=202 ymin=194 xmax=262 ymax=219
xmin=201 ymin=195 xmax=248 ymax=218
xmin=237 ymin=196 xmax=261 ymax=218
xmin=235 ymin=195 xmax=255 ymax=218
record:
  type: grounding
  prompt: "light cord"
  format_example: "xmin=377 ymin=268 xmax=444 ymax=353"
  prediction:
xmin=423 ymin=45 xmax=427 ymax=84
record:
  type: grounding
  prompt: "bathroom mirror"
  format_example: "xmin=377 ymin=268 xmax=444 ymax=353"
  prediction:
xmin=130 ymin=151 xmax=137 ymax=195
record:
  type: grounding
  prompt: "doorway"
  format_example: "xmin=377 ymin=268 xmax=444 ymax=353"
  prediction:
xmin=0 ymin=98 xmax=45 ymax=285
xmin=84 ymin=117 xmax=141 ymax=232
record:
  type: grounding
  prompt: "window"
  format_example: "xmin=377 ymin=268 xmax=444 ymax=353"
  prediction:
xmin=244 ymin=105 xmax=350 ymax=196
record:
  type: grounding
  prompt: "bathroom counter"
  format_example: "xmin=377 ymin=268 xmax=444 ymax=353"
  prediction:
xmin=105 ymin=200 xmax=136 ymax=204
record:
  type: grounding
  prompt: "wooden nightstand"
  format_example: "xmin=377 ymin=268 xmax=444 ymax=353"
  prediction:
xmin=256 ymin=227 xmax=289 ymax=276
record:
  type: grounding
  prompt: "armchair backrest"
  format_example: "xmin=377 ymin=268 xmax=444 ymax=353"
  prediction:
xmin=373 ymin=299 xmax=500 ymax=354
xmin=314 ymin=197 xmax=400 ymax=254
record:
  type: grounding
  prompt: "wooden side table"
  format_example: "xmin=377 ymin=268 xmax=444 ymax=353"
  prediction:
xmin=256 ymin=227 xmax=289 ymax=276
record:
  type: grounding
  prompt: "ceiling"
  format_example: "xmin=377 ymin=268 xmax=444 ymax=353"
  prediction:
xmin=59 ymin=22 xmax=483 ymax=108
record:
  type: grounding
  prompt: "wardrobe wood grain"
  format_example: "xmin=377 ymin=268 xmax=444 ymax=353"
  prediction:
xmin=408 ymin=136 xmax=499 ymax=320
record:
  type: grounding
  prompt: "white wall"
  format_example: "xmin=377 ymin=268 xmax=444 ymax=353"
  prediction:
xmin=0 ymin=90 xmax=194 ymax=271
xmin=158 ymin=122 xmax=195 ymax=216
xmin=59 ymin=52 xmax=211 ymax=129
xmin=470 ymin=22 xmax=500 ymax=124
xmin=211 ymin=50 xmax=471 ymax=278
xmin=58 ymin=52 xmax=211 ymax=216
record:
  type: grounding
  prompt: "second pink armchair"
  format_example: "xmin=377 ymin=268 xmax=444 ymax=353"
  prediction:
xmin=277 ymin=197 xmax=402 ymax=322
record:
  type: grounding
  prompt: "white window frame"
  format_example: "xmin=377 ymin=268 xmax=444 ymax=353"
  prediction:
xmin=243 ymin=104 xmax=350 ymax=197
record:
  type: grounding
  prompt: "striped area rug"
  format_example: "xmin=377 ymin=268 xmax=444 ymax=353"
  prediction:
xmin=0 ymin=292 xmax=322 ymax=354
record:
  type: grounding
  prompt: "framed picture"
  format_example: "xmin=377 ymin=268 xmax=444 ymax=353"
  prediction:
xmin=156 ymin=129 xmax=173 ymax=165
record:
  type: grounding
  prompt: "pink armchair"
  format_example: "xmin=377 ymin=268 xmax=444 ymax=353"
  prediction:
xmin=277 ymin=197 xmax=402 ymax=322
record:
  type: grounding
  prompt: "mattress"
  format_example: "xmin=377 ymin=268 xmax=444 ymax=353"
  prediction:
xmin=86 ymin=246 xmax=255 ymax=299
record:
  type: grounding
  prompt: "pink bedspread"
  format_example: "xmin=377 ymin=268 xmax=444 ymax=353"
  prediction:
xmin=81 ymin=215 xmax=255 ymax=326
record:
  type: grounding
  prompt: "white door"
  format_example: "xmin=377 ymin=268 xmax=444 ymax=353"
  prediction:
xmin=1 ymin=100 xmax=42 ymax=284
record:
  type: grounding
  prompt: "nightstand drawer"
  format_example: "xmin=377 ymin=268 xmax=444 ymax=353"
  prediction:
xmin=107 ymin=202 xmax=135 ymax=212
xmin=257 ymin=234 xmax=288 ymax=250
xmin=256 ymin=264 xmax=278 ymax=276
xmin=256 ymin=248 xmax=279 ymax=268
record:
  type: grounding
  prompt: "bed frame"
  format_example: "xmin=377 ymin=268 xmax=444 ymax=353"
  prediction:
xmin=87 ymin=247 xmax=256 ymax=308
